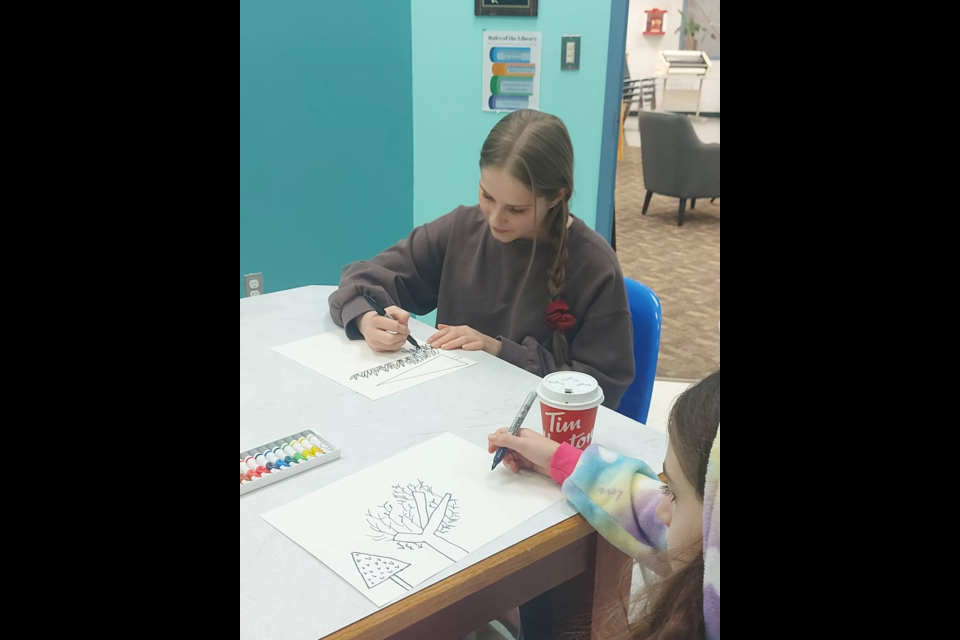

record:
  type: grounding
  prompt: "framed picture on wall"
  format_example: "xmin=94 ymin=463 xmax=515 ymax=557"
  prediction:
xmin=475 ymin=1 xmax=539 ymax=17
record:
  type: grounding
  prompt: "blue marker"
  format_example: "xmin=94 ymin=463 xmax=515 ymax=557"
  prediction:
xmin=255 ymin=453 xmax=278 ymax=472
xmin=263 ymin=450 xmax=290 ymax=469
xmin=273 ymin=446 xmax=298 ymax=465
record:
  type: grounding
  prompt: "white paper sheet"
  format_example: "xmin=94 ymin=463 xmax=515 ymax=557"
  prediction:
xmin=262 ymin=433 xmax=566 ymax=608
xmin=272 ymin=328 xmax=476 ymax=401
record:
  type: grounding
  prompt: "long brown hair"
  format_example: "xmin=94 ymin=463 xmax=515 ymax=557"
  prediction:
xmin=479 ymin=110 xmax=575 ymax=364
xmin=628 ymin=370 xmax=721 ymax=640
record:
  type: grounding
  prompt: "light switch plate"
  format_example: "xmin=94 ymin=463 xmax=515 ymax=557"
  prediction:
xmin=561 ymin=35 xmax=581 ymax=71
xmin=244 ymin=273 xmax=264 ymax=297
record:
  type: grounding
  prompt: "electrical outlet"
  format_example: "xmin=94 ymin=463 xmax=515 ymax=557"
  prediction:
xmin=244 ymin=273 xmax=264 ymax=298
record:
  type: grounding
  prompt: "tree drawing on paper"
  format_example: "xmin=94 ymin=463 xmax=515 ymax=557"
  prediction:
xmin=365 ymin=480 xmax=469 ymax=562
xmin=351 ymin=552 xmax=414 ymax=592
xmin=350 ymin=346 xmax=440 ymax=381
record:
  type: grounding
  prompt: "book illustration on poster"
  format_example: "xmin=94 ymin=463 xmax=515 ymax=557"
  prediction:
xmin=483 ymin=31 xmax=542 ymax=113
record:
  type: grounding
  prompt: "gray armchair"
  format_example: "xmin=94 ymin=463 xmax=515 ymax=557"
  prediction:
xmin=639 ymin=111 xmax=721 ymax=226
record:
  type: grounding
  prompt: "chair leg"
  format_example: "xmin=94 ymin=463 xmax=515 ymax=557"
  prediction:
xmin=691 ymin=199 xmax=697 ymax=209
xmin=611 ymin=208 xmax=618 ymax=252
xmin=711 ymin=198 xmax=717 ymax=204
xmin=642 ymin=191 xmax=654 ymax=216
xmin=678 ymin=199 xmax=687 ymax=227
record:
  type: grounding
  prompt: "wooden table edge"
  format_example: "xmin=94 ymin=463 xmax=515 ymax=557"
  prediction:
xmin=325 ymin=515 xmax=596 ymax=640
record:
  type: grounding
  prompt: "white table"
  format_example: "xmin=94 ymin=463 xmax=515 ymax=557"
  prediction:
xmin=240 ymin=286 xmax=668 ymax=640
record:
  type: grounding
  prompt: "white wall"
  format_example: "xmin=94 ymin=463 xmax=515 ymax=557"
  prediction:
xmin=626 ymin=0 xmax=720 ymax=114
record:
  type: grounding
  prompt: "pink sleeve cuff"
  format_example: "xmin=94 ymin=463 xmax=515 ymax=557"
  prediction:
xmin=551 ymin=443 xmax=584 ymax=485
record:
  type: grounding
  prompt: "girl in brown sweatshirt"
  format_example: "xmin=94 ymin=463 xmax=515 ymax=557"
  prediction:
xmin=330 ymin=110 xmax=635 ymax=410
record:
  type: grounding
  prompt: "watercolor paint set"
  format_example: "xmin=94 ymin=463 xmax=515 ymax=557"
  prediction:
xmin=240 ymin=430 xmax=341 ymax=496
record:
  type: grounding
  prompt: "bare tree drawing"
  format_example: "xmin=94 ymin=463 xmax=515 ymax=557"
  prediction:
xmin=366 ymin=480 xmax=468 ymax=562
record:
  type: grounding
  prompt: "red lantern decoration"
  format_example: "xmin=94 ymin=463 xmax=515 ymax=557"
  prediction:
xmin=644 ymin=9 xmax=667 ymax=36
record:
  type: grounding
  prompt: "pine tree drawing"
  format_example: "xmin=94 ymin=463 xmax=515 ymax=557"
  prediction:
xmin=366 ymin=480 xmax=468 ymax=562
xmin=351 ymin=552 xmax=413 ymax=591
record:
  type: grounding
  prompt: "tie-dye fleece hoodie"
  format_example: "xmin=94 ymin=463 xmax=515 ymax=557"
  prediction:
xmin=550 ymin=427 xmax=721 ymax=640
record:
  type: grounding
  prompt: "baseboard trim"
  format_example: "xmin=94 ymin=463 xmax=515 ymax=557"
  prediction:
xmin=629 ymin=111 xmax=720 ymax=119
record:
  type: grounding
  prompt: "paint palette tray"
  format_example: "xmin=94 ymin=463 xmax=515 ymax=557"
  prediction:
xmin=240 ymin=430 xmax=341 ymax=496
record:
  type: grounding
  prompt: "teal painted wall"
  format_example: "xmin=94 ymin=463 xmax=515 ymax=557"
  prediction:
xmin=240 ymin=1 xmax=414 ymax=297
xmin=411 ymin=1 xmax=614 ymax=230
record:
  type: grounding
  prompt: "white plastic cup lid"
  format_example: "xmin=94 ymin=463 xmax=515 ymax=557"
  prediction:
xmin=537 ymin=372 xmax=605 ymax=411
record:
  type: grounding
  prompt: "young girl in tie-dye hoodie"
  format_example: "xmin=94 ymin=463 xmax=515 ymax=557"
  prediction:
xmin=489 ymin=371 xmax=721 ymax=639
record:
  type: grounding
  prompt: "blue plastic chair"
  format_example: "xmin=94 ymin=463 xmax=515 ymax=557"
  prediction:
xmin=617 ymin=279 xmax=662 ymax=425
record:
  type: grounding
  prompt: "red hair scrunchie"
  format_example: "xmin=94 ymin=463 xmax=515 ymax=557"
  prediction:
xmin=546 ymin=301 xmax=577 ymax=332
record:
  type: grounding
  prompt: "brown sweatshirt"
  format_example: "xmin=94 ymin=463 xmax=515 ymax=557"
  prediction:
xmin=329 ymin=206 xmax=635 ymax=409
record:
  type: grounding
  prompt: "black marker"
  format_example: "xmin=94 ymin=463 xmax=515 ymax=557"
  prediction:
xmin=492 ymin=391 xmax=539 ymax=471
xmin=363 ymin=295 xmax=421 ymax=350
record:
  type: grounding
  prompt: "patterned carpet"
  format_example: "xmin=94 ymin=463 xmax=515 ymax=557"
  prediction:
xmin=615 ymin=145 xmax=721 ymax=382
